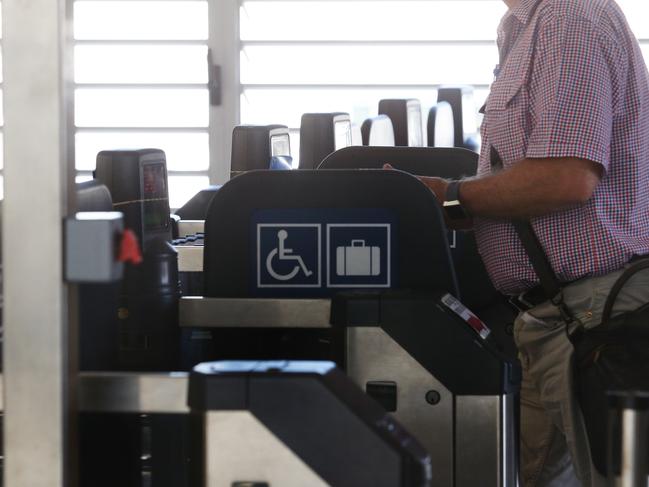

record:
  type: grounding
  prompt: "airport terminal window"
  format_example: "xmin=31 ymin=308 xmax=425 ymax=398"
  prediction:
xmin=73 ymin=0 xmax=209 ymax=209
xmin=239 ymin=0 xmax=505 ymax=161
xmin=70 ymin=0 xmax=648 ymax=186
xmin=239 ymin=0 xmax=649 ymax=164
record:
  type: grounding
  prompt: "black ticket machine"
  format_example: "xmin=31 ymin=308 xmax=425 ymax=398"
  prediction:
xmin=379 ymin=99 xmax=424 ymax=147
xmin=189 ymin=360 xmax=433 ymax=487
xmin=95 ymin=148 xmax=172 ymax=248
xmin=175 ymin=124 xmax=293 ymax=221
xmin=81 ymin=149 xmax=182 ymax=487
xmin=93 ymin=149 xmax=179 ymax=371
xmin=437 ymin=86 xmax=480 ymax=151
xmin=361 ymin=114 xmax=396 ymax=147
xmin=299 ymin=112 xmax=353 ymax=169
xmin=230 ymin=124 xmax=292 ymax=178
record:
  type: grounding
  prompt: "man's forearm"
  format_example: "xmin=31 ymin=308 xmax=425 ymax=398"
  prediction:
xmin=458 ymin=157 xmax=602 ymax=219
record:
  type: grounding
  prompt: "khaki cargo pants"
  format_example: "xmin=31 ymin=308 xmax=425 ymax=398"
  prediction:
xmin=514 ymin=265 xmax=649 ymax=487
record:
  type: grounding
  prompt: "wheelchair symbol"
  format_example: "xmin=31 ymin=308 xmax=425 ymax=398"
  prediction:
xmin=266 ymin=230 xmax=314 ymax=281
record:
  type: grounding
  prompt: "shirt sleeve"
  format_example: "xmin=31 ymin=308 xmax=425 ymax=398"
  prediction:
xmin=525 ymin=15 xmax=623 ymax=171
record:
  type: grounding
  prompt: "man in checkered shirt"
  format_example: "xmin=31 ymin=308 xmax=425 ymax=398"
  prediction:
xmin=413 ymin=0 xmax=649 ymax=485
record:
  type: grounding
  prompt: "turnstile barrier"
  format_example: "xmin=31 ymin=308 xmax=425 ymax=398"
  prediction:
xmin=180 ymin=294 xmax=521 ymax=487
xmin=188 ymin=360 xmax=433 ymax=487
xmin=179 ymin=169 xmax=521 ymax=485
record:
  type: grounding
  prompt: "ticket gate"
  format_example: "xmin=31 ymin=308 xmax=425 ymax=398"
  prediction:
xmin=427 ymin=101 xmax=455 ymax=148
xmin=74 ymin=152 xmax=439 ymax=486
xmin=189 ymin=360 xmax=433 ymax=487
xmin=230 ymin=124 xmax=292 ymax=178
xmin=176 ymin=125 xmax=293 ymax=221
xmin=174 ymin=124 xmax=295 ymax=293
xmin=299 ymin=113 xmax=353 ymax=169
xmin=83 ymin=150 xmax=187 ymax=487
xmin=73 ymin=178 xmax=432 ymax=487
xmin=181 ymin=169 xmax=521 ymax=486
xmin=317 ymin=145 xmax=482 ymax=306
xmin=95 ymin=148 xmax=172 ymax=249
xmin=379 ymin=99 xmax=424 ymax=147
xmin=80 ymin=362 xmax=431 ymax=487
xmin=437 ymin=86 xmax=480 ymax=151
xmin=318 ymin=146 xmax=518 ymax=360
xmin=333 ymin=291 xmax=519 ymax=486
xmin=361 ymin=114 xmax=395 ymax=146
xmin=201 ymin=170 xmax=457 ymax=297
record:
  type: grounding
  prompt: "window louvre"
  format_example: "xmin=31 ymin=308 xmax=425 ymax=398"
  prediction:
xmin=73 ymin=0 xmax=209 ymax=209
xmin=62 ymin=0 xmax=649 ymax=203
xmin=239 ymin=0 xmax=648 ymax=162
xmin=239 ymin=0 xmax=506 ymax=157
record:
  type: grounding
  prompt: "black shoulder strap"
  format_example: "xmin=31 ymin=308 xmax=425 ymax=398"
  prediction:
xmin=601 ymin=258 xmax=649 ymax=326
xmin=490 ymin=146 xmax=575 ymax=322
xmin=511 ymin=220 xmax=563 ymax=300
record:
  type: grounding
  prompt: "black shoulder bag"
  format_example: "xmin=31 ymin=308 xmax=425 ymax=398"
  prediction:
xmin=492 ymin=147 xmax=649 ymax=475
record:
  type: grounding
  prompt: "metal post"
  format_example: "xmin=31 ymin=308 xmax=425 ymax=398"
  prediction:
xmin=208 ymin=0 xmax=241 ymax=185
xmin=2 ymin=0 xmax=76 ymax=486
xmin=621 ymin=408 xmax=649 ymax=487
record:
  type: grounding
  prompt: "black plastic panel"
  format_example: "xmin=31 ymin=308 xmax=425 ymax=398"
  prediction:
xmin=331 ymin=291 xmax=521 ymax=395
xmin=203 ymin=169 xmax=457 ymax=298
xmin=95 ymin=148 xmax=172 ymax=249
xmin=188 ymin=361 xmax=433 ymax=487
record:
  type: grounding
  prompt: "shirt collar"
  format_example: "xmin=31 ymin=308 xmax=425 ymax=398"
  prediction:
xmin=497 ymin=0 xmax=542 ymax=48
xmin=509 ymin=0 xmax=542 ymax=25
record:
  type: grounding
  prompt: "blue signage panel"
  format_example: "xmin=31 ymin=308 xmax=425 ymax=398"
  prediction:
xmin=251 ymin=209 xmax=397 ymax=297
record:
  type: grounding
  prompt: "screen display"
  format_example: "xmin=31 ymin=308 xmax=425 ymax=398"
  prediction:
xmin=334 ymin=120 xmax=352 ymax=150
xmin=143 ymin=163 xmax=166 ymax=198
xmin=270 ymin=133 xmax=291 ymax=157
xmin=142 ymin=163 xmax=170 ymax=231
xmin=407 ymin=105 xmax=423 ymax=147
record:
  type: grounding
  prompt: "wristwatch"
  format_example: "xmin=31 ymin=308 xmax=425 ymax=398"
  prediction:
xmin=443 ymin=181 xmax=470 ymax=220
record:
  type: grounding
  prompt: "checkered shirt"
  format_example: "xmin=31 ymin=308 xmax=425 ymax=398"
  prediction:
xmin=474 ymin=0 xmax=649 ymax=295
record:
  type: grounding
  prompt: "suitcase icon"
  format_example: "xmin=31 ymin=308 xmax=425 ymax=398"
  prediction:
xmin=336 ymin=240 xmax=381 ymax=277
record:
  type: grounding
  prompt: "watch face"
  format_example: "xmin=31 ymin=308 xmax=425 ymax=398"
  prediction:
xmin=444 ymin=201 xmax=467 ymax=220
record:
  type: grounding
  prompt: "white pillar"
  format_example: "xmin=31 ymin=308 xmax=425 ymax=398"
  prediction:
xmin=209 ymin=0 xmax=241 ymax=185
xmin=2 ymin=0 xmax=77 ymax=485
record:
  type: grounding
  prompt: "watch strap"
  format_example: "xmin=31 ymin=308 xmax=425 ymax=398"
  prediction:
xmin=445 ymin=181 xmax=462 ymax=203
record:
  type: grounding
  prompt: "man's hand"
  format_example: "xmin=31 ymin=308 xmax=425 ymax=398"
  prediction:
xmin=418 ymin=176 xmax=449 ymax=205
xmin=383 ymin=163 xmax=475 ymax=229
xmin=383 ymin=163 xmax=448 ymax=204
